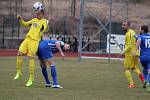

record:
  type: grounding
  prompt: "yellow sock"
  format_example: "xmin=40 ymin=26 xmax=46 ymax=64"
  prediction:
xmin=132 ymin=67 xmax=141 ymax=76
xmin=16 ymin=56 xmax=23 ymax=73
xmin=29 ymin=58 xmax=35 ymax=80
xmin=124 ymin=69 xmax=134 ymax=85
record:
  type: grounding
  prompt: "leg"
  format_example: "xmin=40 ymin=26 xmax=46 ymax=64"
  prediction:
xmin=13 ymin=52 xmax=24 ymax=80
xmin=143 ymin=69 xmax=148 ymax=81
xmin=132 ymin=67 xmax=144 ymax=83
xmin=47 ymin=59 xmax=58 ymax=85
xmin=26 ymin=56 xmax=35 ymax=87
xmin=14 ymin=39 xmax=27 ymax=80
xmin=131 ymin=56 xmax=144 ymax=82
xmin=124 ymin=68 xmax=135 ymax=88
xmin=146 ymin=63 xmax=150 ymax=92
xmin=47 ymin=59 xmax=62 ymax=88
xmin=26 ymin=38 xmax=39 ymax=87
xmin=124 ymin=55 xmax=135 ymax=88
xmin=39 ymin=59 xmax=51 ymax=87
xmin=140 ymin=61 xmax=148 ymax=88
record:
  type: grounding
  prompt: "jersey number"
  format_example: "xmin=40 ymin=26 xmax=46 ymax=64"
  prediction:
xmin=145 ymin=38 xmax=150 ymax=48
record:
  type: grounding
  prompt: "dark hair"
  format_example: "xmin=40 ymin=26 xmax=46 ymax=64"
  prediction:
xmin=141 ymin=25 xmax=149 ymax=33
xmin=60 ymin=45 xmax=65 ymax=49
xmin=122 ymin=20 xmax=130 ymax=26
xmin=40 ymin=10 xmax=44 ymax=14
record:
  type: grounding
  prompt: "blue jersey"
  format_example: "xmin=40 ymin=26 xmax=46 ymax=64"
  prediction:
xmin=139 ymin=33 xmax=150 ymax=69
xmin=139 ymin=33 xmax=150 ymax=58
xmin=39 ymin=40 xmax=64 ymax=54
xmin=37 ymin=40 xmax=64 ymax=59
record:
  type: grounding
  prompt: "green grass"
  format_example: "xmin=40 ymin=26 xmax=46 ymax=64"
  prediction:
xmin=0 ymin=57 xmax=149 ymax=100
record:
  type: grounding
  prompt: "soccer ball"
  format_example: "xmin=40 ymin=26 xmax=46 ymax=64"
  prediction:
xmin=33 ymin=2 xmax=44 ymax=11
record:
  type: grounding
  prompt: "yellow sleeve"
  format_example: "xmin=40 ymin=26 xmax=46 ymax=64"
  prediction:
xmin=123 ymin=45 xmax=132 ymax=54
xmin=123 ymin=29 xmax=136 ymax=54
xmin=41 ymin=19 xmax=49 ymax=33
xmin=20 ymin=19 xmax=32 ymax=27
xmin=134 ymin=49 xmax=140 ymax=56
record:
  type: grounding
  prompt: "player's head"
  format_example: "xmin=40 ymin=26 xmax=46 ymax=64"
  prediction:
xmin=60 ymin=42 xmax=70 ymax=50
xmin=33 ymin=2 xmax=44 ymax=19
xmin=140 ymin=25 xmax=149 ymax=34
xmin=122 ymin=20 xmax=130 ymax=32
xmin=64 ymin=43 xmax=70 ymax=50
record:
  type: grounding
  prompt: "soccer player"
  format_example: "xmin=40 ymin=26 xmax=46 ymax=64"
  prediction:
xmin=13 ymin=2 xmax=49 ymax=87
xmin=122 ymin=21 xmax=144 ymax=88
xmin=37 ymin=36 xmax=70 ymax=88
xmin=136 ymin=25 xmax=150 ymax=92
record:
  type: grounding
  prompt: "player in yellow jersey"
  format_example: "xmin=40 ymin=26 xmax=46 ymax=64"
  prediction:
xmin=13 ymin=2 xmax=49 ymax=87
xmin=122 ymin=21 xmax=144 ymax=88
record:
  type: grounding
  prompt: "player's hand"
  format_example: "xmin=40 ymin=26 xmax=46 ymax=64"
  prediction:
xmin=132 ymin=52 xmax=139 ymax=57
xmin=61 ymin=52 xmax=65 ymax=60
xmin=132 ymin=50 xmax=140 ymax=57
xmin=17 ymin=15 xmax=22 ymax=20
xmin=132 ymin=52 xmax=136 ymax=56
xmin=120 ymin=51 xmax=124 ymax=55
xmin=61 ymin=52 xmax=65 ymax=57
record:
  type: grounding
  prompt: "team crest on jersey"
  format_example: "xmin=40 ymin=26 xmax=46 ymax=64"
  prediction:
xmin=33 ymin=23 xmax=38 ymax=27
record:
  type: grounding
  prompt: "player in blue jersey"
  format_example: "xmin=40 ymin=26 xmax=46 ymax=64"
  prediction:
xmin=37 ymin=37 xmax=70 ymax=88
xmin=136 ymin=25 xmax=150 ymax=92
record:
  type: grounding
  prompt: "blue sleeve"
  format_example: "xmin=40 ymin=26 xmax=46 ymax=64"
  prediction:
xmin=48 ymin=40 xmax=57 ymax=44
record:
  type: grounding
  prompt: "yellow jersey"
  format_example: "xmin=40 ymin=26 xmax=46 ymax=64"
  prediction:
xmin=124 ymin=29 xmax=138 ymax=55
xmin=20 ymin=18 xmax=48 ymax=41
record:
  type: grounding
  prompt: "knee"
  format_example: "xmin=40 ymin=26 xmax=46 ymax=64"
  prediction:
xmin=131 ymin=67 xmax=135 ymax=70
xmin=17 ymin=52 xmax=24 ymax=56
xmin=28 ymin=56 xmax=35 ymax=60
xmin=124 ymin=68 xmax=130 ymax=71
xmin=41 ymin=64 xmax=46 ymax=68
xmin=40 ymin=61 xmax=46 ymax=68
xmin=47 ymin=60 xmax=53 ymax=66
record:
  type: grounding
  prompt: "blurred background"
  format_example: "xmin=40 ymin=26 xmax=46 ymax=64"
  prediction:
xmin=0 ymin=0 xmax=150 ymax=55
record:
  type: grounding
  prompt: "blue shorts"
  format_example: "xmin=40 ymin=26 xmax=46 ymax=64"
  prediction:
xmin=140 ymin=56 xmax=150 ymax=69
xmin=37 ymin=46 xmax=53 ymax=59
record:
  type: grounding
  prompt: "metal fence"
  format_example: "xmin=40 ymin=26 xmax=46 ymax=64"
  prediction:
xmin=0 ymin=0 xmax=78 ymax=49
xmin=0 ymin=0 xmax=150 ymax=53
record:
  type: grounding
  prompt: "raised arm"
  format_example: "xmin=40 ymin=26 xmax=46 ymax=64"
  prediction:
xmin=17 ymin=15 xmax=32 ymax=26
xmin=40 ymin=19 xmax=49 ymax=33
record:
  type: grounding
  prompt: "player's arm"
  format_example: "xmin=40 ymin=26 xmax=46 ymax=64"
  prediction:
xmin=132 ymin=37 xmax=141 ymax=56
xmin=123 ymin=34 xmax=132 ymax=54
xmin=123 ymin=45 xmax=132 ymax=54
xmin=17 ymin=15 xmax=32 ymax=26
xmin=136 ymin=38 xmax=141 ymax=50
xmin=41 ymin=19 xmax=49 ymax=33
xmin=55 ymin=41 xmax=65 ymax=57
xmin=132 ymin=35 xmax=141 ymax=56
xmin=123 ymin=31 xmax=135 ymax=54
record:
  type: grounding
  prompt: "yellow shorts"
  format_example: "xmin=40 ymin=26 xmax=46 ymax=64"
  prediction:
xmin=124 ymin=55 xmax=139 ymax=69
xmin=18 ymin=37 xmax=39 ymax=57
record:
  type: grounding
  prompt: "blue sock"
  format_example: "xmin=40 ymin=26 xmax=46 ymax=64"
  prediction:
xmin=147 ymin=73 xmax=150 ymax=83
xmin=143 ymin=69 xmax=148 ymax=81
xmin=50 ymin=64 xmax=58 ymax=85
xmin=41 ymin=65 xmax=50 ymax=84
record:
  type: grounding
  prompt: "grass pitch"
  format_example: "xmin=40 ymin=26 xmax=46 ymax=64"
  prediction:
xmin=0 ymin=57 xmax=149 ymax=100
